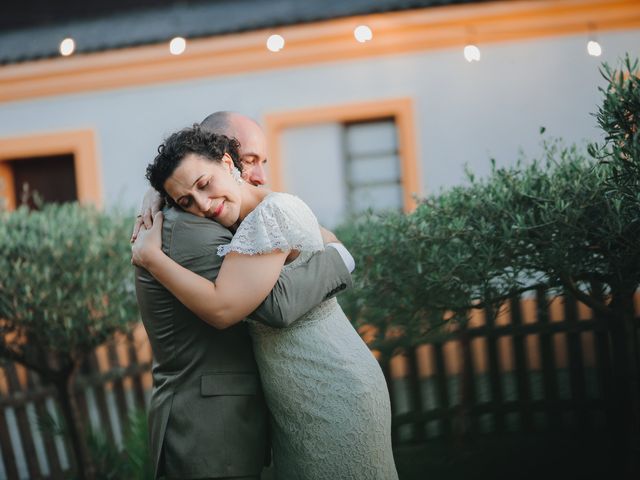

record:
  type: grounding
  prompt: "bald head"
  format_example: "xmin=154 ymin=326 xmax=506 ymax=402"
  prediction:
xmin=200 ymin=111 xmax=268 ymax=186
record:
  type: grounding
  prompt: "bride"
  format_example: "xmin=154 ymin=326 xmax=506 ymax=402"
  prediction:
xmin=132 ymin=124 xmax=398 ymax=479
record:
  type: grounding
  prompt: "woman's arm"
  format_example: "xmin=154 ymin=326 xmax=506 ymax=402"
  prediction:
xmin=132 ymin=212 xmax=288 ymax=329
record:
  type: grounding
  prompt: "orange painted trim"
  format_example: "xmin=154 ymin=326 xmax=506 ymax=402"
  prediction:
xmin=0 ymin=130 xmax=102 ymax=210
xmin=264 ymin=97 xmax=421 ymax=212
xmin=0 ymin=0 xmax=639 ymax=104
xmin=0 ymin=162 xmax=15 ymax=211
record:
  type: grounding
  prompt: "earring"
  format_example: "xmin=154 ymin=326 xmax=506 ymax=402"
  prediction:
xmin=231 ymin=166 xmax=245 ymax=185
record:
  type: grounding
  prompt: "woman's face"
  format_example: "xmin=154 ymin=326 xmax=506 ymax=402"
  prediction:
xmin=163 ymin=153 xmax=242 ymax=227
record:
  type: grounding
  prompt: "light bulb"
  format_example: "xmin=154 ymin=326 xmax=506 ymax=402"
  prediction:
xmin=354 ymin=25 xmax=373 ymax=43
xmin=587 ymin=40 xmax=602 ymax=57
xmin=464 ymin=44 xmax=481 ymax=62
xmin=59 ymin=38 xmax=75 ymax=57
xmin=169 ymin=37 xmax=187 ymax=55
xmin=267 ymin=34 xmax=285 ymax=52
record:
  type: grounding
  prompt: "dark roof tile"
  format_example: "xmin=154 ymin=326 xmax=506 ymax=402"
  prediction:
xmin=0 ymin=0 xmax=488 ymax=64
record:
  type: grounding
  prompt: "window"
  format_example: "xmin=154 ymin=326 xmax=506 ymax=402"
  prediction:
xmin=265 ymin=98 xmax=420 ymax=227
xmin=343 ymin=118 xmax=402 ymax=214
xmin=9 ymin=154 xmax=78 ymax=209
xmin=0 ymin=130 xmax=101 ymax=211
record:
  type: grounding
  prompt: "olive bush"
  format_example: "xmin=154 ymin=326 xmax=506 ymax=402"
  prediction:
xmin=337 ymin=56 xmax=639 ymax=474
xmin=0 ymin=202 xmax=138 ymax=478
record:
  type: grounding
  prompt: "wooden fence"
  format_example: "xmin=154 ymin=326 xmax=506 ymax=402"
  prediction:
xmin=385 ymin=289 xmax=640 ymax=443
xmin=0 ymin=291 xmax=638 ymax=478
xmin=0 ymin=325 xmax=152 ymax=479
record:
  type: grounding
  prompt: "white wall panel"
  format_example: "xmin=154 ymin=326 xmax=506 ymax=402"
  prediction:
xmin=281 ymin=123 xmax=347 ymax=228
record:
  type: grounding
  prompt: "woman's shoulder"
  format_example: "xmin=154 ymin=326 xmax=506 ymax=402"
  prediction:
xmin=219 ymin=192 xmax=320 ymax=256
xmin=257 ymin=192 xmax=313 ymax=216
xmin=260 ymin=191 xmax=306 ymax=208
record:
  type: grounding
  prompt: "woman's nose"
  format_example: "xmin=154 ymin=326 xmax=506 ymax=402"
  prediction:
xmin=194 ymin=194 xmax=210 ymax=212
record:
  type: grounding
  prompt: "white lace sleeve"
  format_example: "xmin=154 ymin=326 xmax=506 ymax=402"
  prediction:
xmin=217 ymin=192 xmax=324 ymax=257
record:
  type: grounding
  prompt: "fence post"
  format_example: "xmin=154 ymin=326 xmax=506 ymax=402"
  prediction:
xmin=510 ymin=297 xmax=533 ymax=432
xmin=0 ymin=363 xmax=20 ymax=479
xmin=484 ymin=304 xmax=505 ymax=433
xmin=563 ymin=295 xmax=589 ymax=430
xmin=536 ymin=287 xmax=561 ymax=430
xmin=460 ymin=326 xmax=478 ymax=436
xmin=432 ymin=341 xmax=452 ymax=437
xmin=27 ymin=371 xmax=64 ymax=478
xmin=87 ymin=352 xmax=116 ymax=444
xmin=406 ymin=346 xmax=425 ymax=443
xmin=5 ymin=364 xmax=42 ymax=479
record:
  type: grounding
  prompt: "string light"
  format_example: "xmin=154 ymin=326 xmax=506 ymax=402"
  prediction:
xmin=587 ymin=40 xmax=602 ymax=57
xmin=464 ymin=44 xmax=481 ymax=62
xmin=266 ymin=34 xmax=285 ymax=52
xmin=463 ymin=26 xmax=481 ymax=63
xmin=587 ymin=23 xmax=602 ymax=57
xmin=169 ymin=37 xmax=187 ymax=55
xmin=354 ymin=25 xmax=373 ymax=43
xmin=59 ymin=38 xmax=75 ymax=56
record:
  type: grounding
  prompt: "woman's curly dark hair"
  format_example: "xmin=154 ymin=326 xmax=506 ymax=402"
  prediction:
xmin=146 ymin=124 xmax=242 ymax=205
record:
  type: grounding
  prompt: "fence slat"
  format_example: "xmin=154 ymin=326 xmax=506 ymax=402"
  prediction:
xmin=5 ymin=364 xmax=42 ymax=479
xmin=591 ymin=283 xmax=614 ymax=428
xmin=536 ymin=288 xmax=562 ymax=430
xmin=384 ymin=359 xmax=398 ymax=444
xmin=0 ymin=368 xmax=20 ymax=480
xmin=126 ymin=332 xmax=147 ymax=410
xmin=564 ymin=296 xmax=589 ymax=430
xmin=510 ymin=297 xmax=533 ymax=432
xmin=107 ymin=342 xmax=130 ymax=429
xmin=432 ymin=342 xmax=452 ymax=437
xmin=460 ymin=326 xmax=478 ymax=436
xmin=484 ymin=305 xmax=505 ymax=433
xmin=87 ymin=353 xmax=116 ymax=445
xmin=27 ymin=372 xmax=64 ymax=479
xmin=406 ymin=347 xmax=425 ymax=442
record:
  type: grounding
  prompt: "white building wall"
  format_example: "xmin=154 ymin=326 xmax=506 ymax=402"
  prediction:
xmin=282 ymin=123 xmax=348 ymax=227
xmin=0 ymin=29 xmax=638 ymax=215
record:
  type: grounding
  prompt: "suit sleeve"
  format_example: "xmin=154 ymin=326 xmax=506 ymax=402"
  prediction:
xmin=250 ymin=247 xmax=353 ymax=328
xmin=162 ymin=208 xmax=232 ymax=282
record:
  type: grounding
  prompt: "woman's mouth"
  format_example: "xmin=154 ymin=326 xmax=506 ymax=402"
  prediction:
xmin=212 ymin=201 xmax=225 ymax=218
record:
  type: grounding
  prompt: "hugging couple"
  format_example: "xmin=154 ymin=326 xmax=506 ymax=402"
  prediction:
xmin=132 ymin=112 xmax=398 ymax=480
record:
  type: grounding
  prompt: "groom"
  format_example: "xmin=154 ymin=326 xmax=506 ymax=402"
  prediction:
xmin=134 ymin=112 xmax=354 ymax=479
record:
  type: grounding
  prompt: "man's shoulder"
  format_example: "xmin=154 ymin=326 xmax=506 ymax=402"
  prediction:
xmin=163 ymin=207 xmax=229 ymax=232
xmin=162 ymin=207 xmax=232 ymax=259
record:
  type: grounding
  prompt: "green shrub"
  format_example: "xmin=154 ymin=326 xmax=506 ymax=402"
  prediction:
xmin=87 ymin=409 xmax=153 ymax=480
xmin=337 ymin=55 xmax=639 ymax=475
xmin=0 ymin=202 xmax=139 ymax=479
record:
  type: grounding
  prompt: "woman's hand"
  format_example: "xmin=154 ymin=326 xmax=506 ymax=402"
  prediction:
xmin=319 ymin=226 xmax=339 ymax=244
xmin=131 ymin=211 xmax=164 ymax=268
xmin=131 ymin=188 xmax=164 ymax=243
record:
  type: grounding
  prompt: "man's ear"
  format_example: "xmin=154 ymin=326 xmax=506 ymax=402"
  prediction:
xmin=221 ymin=153 xmax=234 ymax=172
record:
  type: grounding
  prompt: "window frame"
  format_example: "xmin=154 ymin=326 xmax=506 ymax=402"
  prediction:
xmin=264 ymin=97 xmax=421 ymax=212
xmin=0 ymin=129 xmax=102 ymax=210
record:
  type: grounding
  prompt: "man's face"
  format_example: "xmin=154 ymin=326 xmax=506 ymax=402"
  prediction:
xmin=231 ymin=118 xmax=268 ymax=186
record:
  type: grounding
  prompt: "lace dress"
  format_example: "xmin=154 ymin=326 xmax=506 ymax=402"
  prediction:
xmin=218 ymin=192 xmax=398 ymax=480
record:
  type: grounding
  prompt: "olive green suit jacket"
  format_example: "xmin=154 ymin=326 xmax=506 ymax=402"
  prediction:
xmin=135 ymin=207 xmax=352 ymax=479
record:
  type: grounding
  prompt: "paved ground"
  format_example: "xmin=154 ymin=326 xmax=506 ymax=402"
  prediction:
xmin=261 ymin=431 xmax=613 ymax=480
